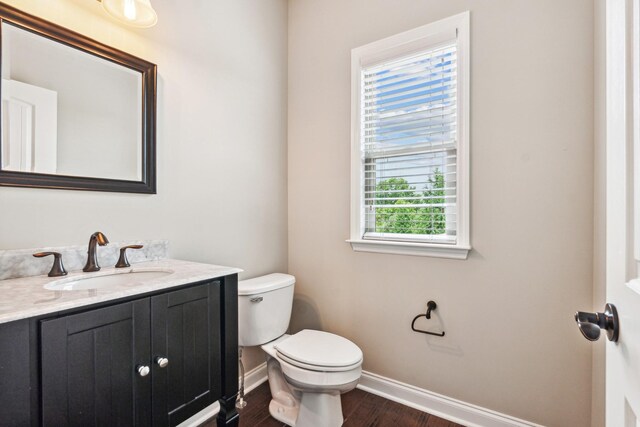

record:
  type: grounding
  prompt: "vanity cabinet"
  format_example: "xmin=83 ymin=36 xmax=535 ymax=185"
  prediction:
xmin=0 ymin=275 xmax=239 ymax=427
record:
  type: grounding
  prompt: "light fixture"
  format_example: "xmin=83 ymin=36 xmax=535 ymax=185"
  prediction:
xmin=101 ymin=0 xmax=158 ymax=28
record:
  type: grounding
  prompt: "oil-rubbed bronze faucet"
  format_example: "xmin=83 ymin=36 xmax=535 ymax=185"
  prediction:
xmin=83 ymin=231 xmax=109 ymax=272
xmin=116 ymin=245 xmax=144 ymax=268
xmin=33 ymin=252 xmax=67 ymax=277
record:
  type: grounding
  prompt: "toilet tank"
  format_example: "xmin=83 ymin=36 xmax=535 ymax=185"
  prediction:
xmin=238 ymin=273 xmax=295 ymax=347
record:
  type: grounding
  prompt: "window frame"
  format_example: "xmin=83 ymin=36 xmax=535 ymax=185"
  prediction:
xmin=348 ymin=11 xmax=470 ymax=259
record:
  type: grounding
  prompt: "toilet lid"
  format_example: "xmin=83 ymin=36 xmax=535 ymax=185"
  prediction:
xmin=275 ymin=330 xmax=363 ymax=369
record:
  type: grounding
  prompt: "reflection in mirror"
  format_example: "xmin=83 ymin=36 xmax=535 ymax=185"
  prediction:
xmin=0 ymin=2 xmax=156 ymax=193
xmin=1 ymin=22 xmax=142 ymax=181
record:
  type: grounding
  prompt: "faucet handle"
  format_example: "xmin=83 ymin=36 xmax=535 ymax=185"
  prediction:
xmin=33 ymin=252 xmax=68 ymax=277
xmin=116 ymin=245 xmax=144 ymax=268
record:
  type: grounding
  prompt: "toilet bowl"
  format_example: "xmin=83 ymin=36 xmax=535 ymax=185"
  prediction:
xmin=238 ymin=274 xmax=363 ymax=427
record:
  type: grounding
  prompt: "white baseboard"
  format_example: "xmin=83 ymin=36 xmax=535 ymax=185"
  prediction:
xmin=358 ymin=371 xmax=544 ymax=427
xmin=177 ymin=362 xmax=268 ymax=427
xmin=243 ymin=362 xmax=269 ymax=394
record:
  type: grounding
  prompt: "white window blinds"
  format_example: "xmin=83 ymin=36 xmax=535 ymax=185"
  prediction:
xmin=360 ymin=40 xmax=458 ymax=244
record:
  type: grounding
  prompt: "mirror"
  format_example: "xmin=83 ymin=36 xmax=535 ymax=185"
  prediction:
xmin=0 ymin=3 xmax=156 ymax=193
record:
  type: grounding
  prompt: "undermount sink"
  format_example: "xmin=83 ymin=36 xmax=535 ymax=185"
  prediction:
xmin=44 ymin=269 xmax=174 ymax=291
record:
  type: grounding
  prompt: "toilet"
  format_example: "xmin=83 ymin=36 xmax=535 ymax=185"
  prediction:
xmin=238 ymin=273 xmax=363 ymax=427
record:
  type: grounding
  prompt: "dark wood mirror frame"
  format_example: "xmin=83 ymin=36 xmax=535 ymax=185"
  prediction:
xmin=0 ymin=2 xmax=157 ymax=194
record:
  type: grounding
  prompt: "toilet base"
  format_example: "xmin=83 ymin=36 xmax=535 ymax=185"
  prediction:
xmin=268 ymin=391 xmax=344 ymax=427
xmin=266 ymin=355 xmax=299 ymax=426
xmin=269 ymin=398 xmax=299 ymax=426
xmin=264 ymin=354 xmax=347 ymax=427
xmin=296 ymin=391 xmax=343 ymax=427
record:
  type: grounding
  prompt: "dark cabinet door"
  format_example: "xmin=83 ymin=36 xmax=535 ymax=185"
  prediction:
xmin=0 ymin=319 xmax=31 ymax=426
xmin=40 ymin=300 xmax=151 ymax=427
xmin=151 ymin=282 xmax=221 ymax=426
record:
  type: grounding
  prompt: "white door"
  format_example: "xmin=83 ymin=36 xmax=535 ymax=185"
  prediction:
xmin=603 ymin=0 xmax=640 ymax=425
xmin=1 ymin=79 xmax=57 ymax=174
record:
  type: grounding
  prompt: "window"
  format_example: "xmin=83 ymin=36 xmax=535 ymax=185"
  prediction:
xmin=349 ymin=12 xmax=470 ymax=259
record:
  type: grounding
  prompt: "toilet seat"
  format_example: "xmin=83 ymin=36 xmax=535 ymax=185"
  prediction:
xmin=279 ymin=355 xmax=362 ymax=390
xmin=275 ymin=329 xmax=363 ymax=371
xmin=262 ymin=331 xmax=363 ymax=389
xmin=276 ymin=352 xmax=362 ymax=372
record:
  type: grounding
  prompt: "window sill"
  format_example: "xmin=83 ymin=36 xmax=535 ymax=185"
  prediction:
xmin=347 ymin=239 xmax=470 ymax=259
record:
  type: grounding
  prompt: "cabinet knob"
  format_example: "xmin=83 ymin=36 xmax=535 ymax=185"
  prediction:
xmin=137 ymin=365 xmax=150 ymax=377
xmin=155 ymin=357 xmax=169 ymax=368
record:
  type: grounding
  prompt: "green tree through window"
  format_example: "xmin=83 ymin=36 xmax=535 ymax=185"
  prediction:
xmin=374 ymin=169 xmax=446 ymax=235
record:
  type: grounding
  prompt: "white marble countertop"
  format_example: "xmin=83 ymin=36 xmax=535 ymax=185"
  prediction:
xmin=0 ymin=259 xmax=242 ymax=324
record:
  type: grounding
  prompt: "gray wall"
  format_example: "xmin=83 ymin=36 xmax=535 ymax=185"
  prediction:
xmin=287 ymin=1 xmax=594 ymax=426
xmin=0 ymin=0 xmax=288 ymax=375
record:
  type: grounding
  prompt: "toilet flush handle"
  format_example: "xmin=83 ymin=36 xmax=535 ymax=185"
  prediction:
xmin=250 ymin=296 xmax=263 ymax=303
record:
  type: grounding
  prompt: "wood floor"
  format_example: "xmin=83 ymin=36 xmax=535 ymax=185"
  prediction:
xmin=205 ymin=382 xmax=465 ymax=427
